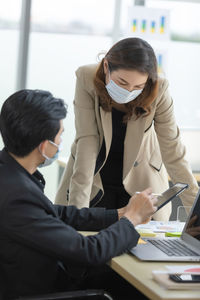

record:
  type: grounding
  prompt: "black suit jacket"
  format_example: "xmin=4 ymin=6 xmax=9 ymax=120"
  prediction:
xmin=0 ymin=149 xmax=139 ymax=299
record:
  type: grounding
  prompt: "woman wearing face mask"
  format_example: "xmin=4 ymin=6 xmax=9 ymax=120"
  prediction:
xmin=55 ymin=37 xmax=198 ymax=221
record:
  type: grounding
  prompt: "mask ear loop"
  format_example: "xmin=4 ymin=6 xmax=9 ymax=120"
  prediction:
xmin=38 ymin=143 xmax=50 ymax=160
xmin=49 ymin=140 xmax=59 ymax=148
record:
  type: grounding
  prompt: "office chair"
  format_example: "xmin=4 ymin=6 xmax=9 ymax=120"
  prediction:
xmin=0 ymin=289 xmax=113 ymax=300
xmin=0 ymin=267 xmax=114 ymax=300
xmin=0 ymin=276 xmax=113 ymax=300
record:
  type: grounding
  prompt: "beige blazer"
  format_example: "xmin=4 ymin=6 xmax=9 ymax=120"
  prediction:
xmin=55 ymin=64 xmax=198 ymax=221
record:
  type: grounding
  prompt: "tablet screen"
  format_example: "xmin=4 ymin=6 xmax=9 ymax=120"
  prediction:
xmin=157 ymin=183 xmax=188 ymax=210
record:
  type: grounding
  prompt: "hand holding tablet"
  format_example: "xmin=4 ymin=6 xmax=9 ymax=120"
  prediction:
xmin=136 ymin=183 xmax=188 ymax=212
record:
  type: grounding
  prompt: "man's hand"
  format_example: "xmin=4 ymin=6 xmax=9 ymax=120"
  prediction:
xmin=118 ymin=188 xmax=158 ymax=227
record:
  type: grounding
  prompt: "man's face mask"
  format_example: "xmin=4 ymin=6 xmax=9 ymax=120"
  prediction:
xmin=39 ymin=138 xmax=63 ymax=168
xmin=105 ymin=70 xmax=143 ymax=104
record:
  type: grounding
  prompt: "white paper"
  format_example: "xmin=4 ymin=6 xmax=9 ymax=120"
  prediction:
xmin=136 ymin=221 xmax=185 ymax=233
xmin=166 ymin=265 xmax=200 ymax=274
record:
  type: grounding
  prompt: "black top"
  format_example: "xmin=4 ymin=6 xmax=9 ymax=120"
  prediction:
xmin=100 ymin=108 xmax=127 ymax=187
xmin=0 ymin=148 xmax=139 ymax=299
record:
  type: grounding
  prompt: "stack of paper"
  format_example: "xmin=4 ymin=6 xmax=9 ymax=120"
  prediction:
xmin=152 ymin=265 xmax=200 ymax=289
xmin=136 ymin=221 xmax=185 ymax=233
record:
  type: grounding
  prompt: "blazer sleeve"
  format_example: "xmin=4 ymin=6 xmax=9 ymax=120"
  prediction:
xmin=54 ymin=204 xmax=118 ymax=230
xmin=68 ymin=66 xmax=100 ymax=208
xmin=2 ymin=195 xmax=139 ymax=267
xmin=154 ymin=79 xmax=198 ymax=210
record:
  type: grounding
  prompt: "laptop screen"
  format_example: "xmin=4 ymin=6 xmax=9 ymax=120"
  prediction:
xmin=184 ymin=190 xmax=200 ymax=241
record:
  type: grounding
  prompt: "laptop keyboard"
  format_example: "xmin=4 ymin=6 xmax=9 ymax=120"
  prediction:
xmin=148 ymin=239 xmax=199 ymax=256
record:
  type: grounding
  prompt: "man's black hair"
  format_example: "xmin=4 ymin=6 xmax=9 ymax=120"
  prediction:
xmin=0 ymin=89 xmax=67 ymax=157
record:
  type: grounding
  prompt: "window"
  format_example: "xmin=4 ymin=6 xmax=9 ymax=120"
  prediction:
xmin=147 ymin=0 xmax=200 ymax=43
xmin=27 ymin=0 xmax=115 ymax=199
xmin=28 ymin=0 xmax=115 ymax=145
xmin=30 ymin=0 xmax=114 ymax=36
xmin=145 ymin=0 xmax=200 ymax=129
xmin=0 ymin=0 xmax=21 ymax=147
xmin=2 ymin=0 xmax=199 ymax=197
xmin=0 ymin=0 xmax=21 ymax=99
xmin=119 ymin=0 xmax=200 ymax=170
xmin=120 ymin=0 xmax=200 ymax=129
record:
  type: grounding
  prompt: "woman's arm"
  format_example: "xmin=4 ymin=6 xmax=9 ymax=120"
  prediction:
xmin=154 ymin=78 xmax=198 ymax=210
xmin=68 ymin=66 xmax=100 ymax=208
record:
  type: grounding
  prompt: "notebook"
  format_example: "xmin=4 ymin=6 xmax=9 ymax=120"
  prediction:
xmin=130 ymin=188 xmax=200 ymax=261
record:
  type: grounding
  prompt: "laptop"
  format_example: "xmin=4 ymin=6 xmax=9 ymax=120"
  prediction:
xmin=130 ymin=188 xmax=200 ymax=261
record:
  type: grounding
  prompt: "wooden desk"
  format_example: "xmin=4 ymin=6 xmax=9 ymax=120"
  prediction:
xmin=109 ymin=254 xmax=200 ymax=300
xmin=80 ymin=232 xmax=200 ymax=300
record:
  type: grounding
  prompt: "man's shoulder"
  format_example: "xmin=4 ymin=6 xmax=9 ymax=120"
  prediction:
xmin=0 ymin=162 xmax=30 ymax=193
xmin=0 ymin=150 xmax=13 ymax=177
xmin=0 ymin=151 xmax=43 ymax=202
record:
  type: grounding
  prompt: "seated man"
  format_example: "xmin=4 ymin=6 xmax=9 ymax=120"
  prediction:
xmin=0 ymin=90 xmax=157 ymax=300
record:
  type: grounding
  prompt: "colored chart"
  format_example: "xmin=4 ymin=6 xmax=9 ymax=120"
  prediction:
xmin=132 ymin=16 xmax=166 ymax=35
xmin=128 ymin=6 xmax=170 ymax=41
xmin=157 ymin=53 xmax=163 ymax=74
xmin=155 ymin=50 xmax=168 ymax=75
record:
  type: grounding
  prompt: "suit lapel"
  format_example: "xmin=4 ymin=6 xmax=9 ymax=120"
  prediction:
xmin=123 ymin=115 xmax=147 ymax=179
xmin=100 ymin=107 xmax=112 ymax=158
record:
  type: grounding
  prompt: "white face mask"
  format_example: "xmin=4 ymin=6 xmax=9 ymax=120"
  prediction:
xmin=105 ymin=71 xmax=143 ymax=104
xmin=39 ymin=138 xmax=63 ymax=168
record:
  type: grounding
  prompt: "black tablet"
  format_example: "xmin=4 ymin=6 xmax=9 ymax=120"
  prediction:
xmin=156 ymin=182 xmax=188 ymax=211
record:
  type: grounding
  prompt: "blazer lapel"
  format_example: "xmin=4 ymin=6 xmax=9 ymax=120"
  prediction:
xmin=100 ymin=107 xmax=112 ymax=158
xmin=123 ymin=115 xmax=147 ymax=179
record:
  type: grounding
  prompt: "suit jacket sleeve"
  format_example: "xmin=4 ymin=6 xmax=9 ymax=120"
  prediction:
xmin=68 ymin=66 xmax=99 ymax=208
xmin=54 ymin=204 xmax=118 ymax=230
xmin=154 ymin=79 xmax=198 ymax=210
xmin=2 ymin=195 xmax=139 ymax=267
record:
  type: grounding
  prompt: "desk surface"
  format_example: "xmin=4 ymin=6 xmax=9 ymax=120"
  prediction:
xmin=80 ymin=232 xmax=200 ymax=300
xmin=109 ymin=254 xmax=200 ymax=300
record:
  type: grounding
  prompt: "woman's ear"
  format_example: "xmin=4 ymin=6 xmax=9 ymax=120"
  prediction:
xmin=103 ymin=58 xmax=109 ymax=74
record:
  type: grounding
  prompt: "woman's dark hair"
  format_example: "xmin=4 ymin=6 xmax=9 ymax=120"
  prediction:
xmin=94 ymin=37 xmax=159 ymax=121
xmin=0 ymin=89 xmax=67 ymax=157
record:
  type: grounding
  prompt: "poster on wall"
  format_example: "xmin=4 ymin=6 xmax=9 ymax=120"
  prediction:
xmin=126 ymin=6 xmax=170 ymax=75
xmin=127 ymin=6 xmax=170 ymax=41
xmin=155 ymin=48 xmax=168 ymax=76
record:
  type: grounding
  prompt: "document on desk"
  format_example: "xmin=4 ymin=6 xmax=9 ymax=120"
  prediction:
xmin=166 ymin=265 xmax=200 ymax=274
xmin=152 ymin=270 xmax=200 ymax=289
xmin=138 ymin=238 xmax=147 ymax=244
xmin=136 ymin=228 xmax=156 ymax=237
xmin=136 ymin=221 xmax=185 ymax=233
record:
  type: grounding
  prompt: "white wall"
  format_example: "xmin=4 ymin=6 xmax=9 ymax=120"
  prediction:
xmin=181 ymin=130 xmax=200 ymax=172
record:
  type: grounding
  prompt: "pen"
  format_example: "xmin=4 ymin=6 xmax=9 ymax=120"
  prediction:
xmin=135 ymin=192 xmax=161 ymax=196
